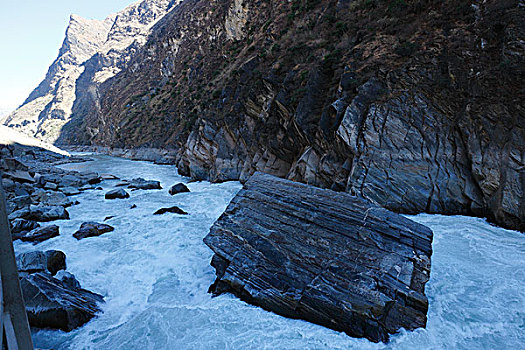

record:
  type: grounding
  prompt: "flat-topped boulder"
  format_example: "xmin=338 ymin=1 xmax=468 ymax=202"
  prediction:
xmin=10 ymin=218 xmax=40 ymax=238
xmin=204 ymin=173 xmax=433 ymax=343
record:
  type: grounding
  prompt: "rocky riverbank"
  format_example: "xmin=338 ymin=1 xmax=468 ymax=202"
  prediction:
xmin=1 ymin=143 xmax=108 ymax=330
xmin=1 ymin=141 xmax=199 ymax=332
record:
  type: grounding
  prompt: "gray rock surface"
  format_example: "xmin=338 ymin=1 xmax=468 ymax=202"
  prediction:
xmin=204 ymin=173 xmax=433 ymax=343
xmin=55 ymin=270 xmax=82 ymax=289
xmin=9 ymin=205 xmax=70 ymax=222
xmin=20 ymin=272 xmax=104 ymax=331
xmin=61 ymin=186 xmax=81 ymax=196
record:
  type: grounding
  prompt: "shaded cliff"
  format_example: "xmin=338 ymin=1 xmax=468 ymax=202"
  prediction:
xmin=18 ymin=0 xmax=525 ymax=230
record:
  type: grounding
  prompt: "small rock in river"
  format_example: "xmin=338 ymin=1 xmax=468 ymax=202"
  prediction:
xmin=73 ymin=222 xmax=115 ymax=240
xmin=105 ymin=188 xmax=130 ymax=199
xmin=153 ymin=206 xmax=188 ymax=215
xmin=169 ymin=183 xmax=190 ymax=195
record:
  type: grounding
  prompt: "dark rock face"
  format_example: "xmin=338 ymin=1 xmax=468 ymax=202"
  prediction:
xmin=20 ymin=273 xmax=104 ymax=331
xmin=73 ymin=222 xmax=115 ymax=240
xmin=153 ymin=206 xmax=188 ymax=215
xmin=204 ymin=173 xmax=433 ymax=343
xmin=169 ymin=183 xmax=190 ymax=195
xmin=128 ymin=177 xmax=162 ymax=190
xmin=105 ymin=188 xmax=130 ymax=199
xmin=10 ymin=218 xmax=40 ymax=237
xmin=16 ymin=250 xmax=66 ymax=276
xmin=20 ymin=225 xmax=60 ymax=244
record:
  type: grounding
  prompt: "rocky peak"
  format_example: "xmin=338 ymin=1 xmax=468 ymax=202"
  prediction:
xmin=60 ymin=15 xmax=112 ymax=65
xmin=4 ymin=0 xmax=180 ymax=143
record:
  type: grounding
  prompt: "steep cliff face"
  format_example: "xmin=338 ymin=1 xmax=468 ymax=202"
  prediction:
xmin=4 ymin=0 xmax=180 ymax=143
xmin=4 ymin=15 xmax=112 ymax=141
xmin=12 ymin=0 xmax=525 ymax=231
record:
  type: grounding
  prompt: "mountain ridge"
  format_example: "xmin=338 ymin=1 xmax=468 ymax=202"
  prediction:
xmin=5 ymin=0 xmax=525 ymax=231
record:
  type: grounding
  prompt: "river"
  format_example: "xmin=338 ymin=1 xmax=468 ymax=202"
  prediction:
xmin=13 ymin=154 xmax=524 ymax=349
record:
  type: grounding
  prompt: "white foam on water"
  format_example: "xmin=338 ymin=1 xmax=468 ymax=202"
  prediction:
xmin=13 ymin=155 xmax=525 ymax=349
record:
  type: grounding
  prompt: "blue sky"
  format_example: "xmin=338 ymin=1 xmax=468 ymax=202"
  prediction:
xmin=0 ymin=0 xmax=135 ymax=112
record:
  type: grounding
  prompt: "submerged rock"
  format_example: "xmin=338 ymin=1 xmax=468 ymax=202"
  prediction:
xmin=153 ymin=206 xmax=188 ymax=215
xmin=204 ymin=173 xmax=433 ymax=343
xmin=73 ymin=222 xmax=115 ymax=240
xmin=105 ymin=188 xmax=130 ymax=199
xmin=20 ymin=272 xmax=104 ymax=331
xmin=128 ymin=177 xmax=162 ymax=190
xmin=20 ymin=225 xmax=60 ymax=244
xmin=169 ymin=183 xmax=190 ymax=195
xmin=101 ymin=174 xmax=119 ymax=180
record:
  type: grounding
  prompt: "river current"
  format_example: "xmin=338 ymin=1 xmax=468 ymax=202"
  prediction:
xmin=13 ymin=155 xmax=524 ymax=349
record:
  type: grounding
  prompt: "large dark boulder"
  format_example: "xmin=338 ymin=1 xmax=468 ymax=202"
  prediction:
xmin=73 ymin=222 xmax=115 ymax=240
xmin=128 ymin=177 xmax=162 ymax=190
xmin=105 ymin=188 xmax=130 ymax=199
xmin=20 ymin=273 xmax=104 ymax=331
xmin=169 ymin=183 xmax=190 ymax=195
xmin=204 ymin=173 xmax=433 ymax=343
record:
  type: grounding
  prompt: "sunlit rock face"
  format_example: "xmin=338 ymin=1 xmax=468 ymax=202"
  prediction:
xmin=4 ymin=0 xmax=181 ymax=143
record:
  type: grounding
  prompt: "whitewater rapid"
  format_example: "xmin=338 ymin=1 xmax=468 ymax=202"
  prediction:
xmin=13 ymin=155 xmax=524 ymax=349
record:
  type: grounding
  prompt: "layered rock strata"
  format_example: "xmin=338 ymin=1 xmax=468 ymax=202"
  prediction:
xmin=204 ymin=173 xmax=433 ymax=343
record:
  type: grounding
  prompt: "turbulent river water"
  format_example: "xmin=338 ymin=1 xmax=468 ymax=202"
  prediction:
xmin=13 ymin=155 xmax=524 ymax=349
